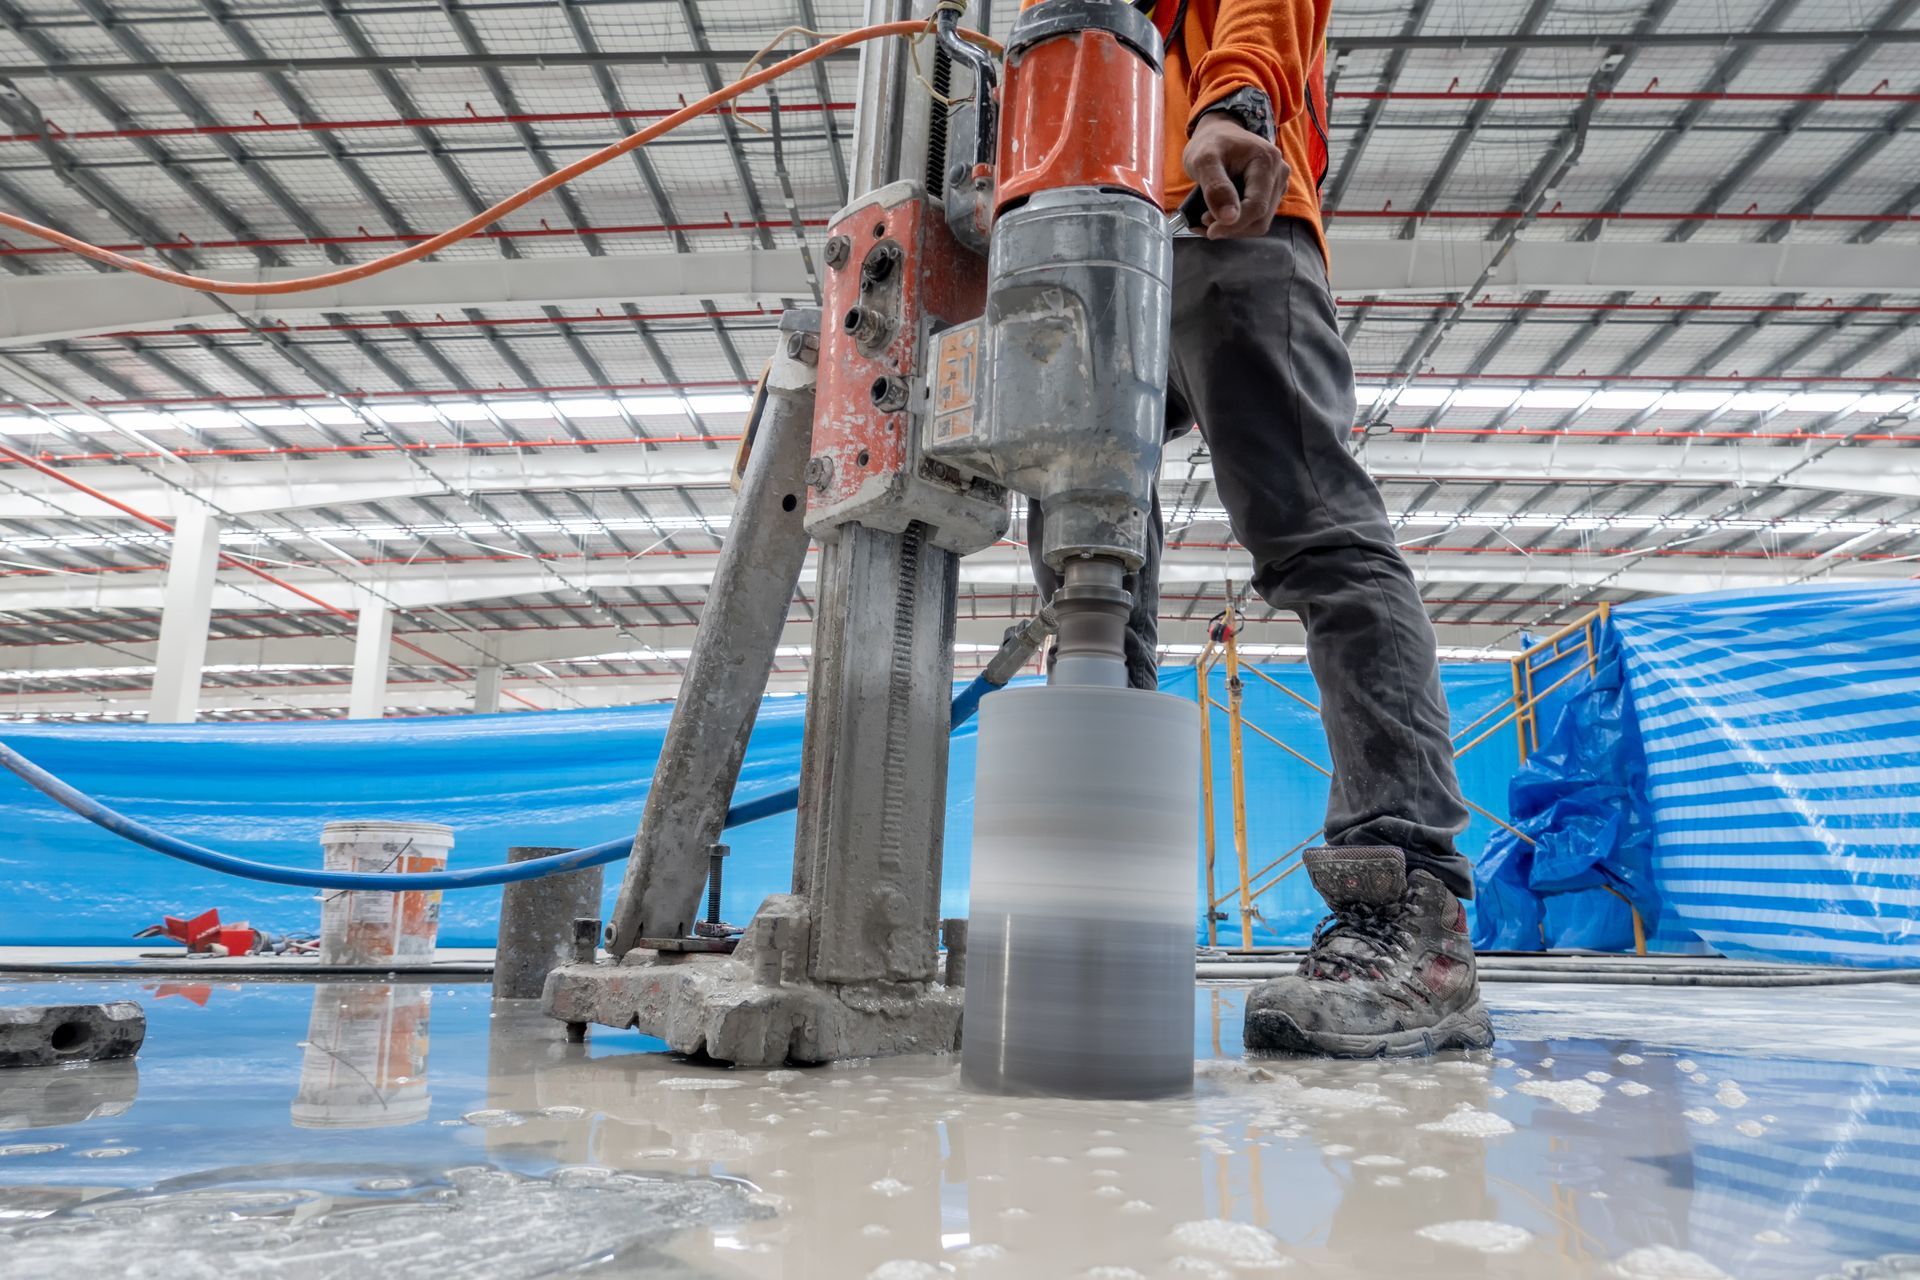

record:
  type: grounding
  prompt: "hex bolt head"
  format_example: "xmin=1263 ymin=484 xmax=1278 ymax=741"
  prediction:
xmin=824 ymin=234 xmax=851 ymax=268
xmin=870 ymin=375 xmax=910 ymax=413
xmin=861 ymin=243 xmax=900 ymax=289
xmin=783 ymin=331 xmax=818 ymax=365
xmin=805 ymin=456 xmax=834 ymax=490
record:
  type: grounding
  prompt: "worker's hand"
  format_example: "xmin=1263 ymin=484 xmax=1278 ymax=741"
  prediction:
xmin=1182 ymin=114 xmax=1288 ymax=240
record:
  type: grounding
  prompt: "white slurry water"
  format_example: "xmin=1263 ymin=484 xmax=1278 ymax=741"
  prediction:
xmin=1 ymin=978 xmax=1915 ymax=1280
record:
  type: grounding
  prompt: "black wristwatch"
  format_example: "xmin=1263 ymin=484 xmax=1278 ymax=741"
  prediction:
xmin=1191 ymin=86 xmax=1275 ymax=143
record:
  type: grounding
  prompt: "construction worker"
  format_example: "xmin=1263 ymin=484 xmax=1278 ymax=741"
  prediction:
xmin=1024 ymin=0 xmax=1492 ymax=1058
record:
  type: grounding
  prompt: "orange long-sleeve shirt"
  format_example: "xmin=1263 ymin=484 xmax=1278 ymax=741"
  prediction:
xmin=1156 ymin=0 xmax=1332 ymax=262
xmin=1017 ymin=0 xmax=1333 ymax=262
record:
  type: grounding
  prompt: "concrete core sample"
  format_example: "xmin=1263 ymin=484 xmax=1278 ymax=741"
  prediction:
xmin=496 ymin=846 xmax=605 ymax=1000
xmin=961 ymin=685 xmax=1200 ymax=1099
xmin=0 ymin=1002 xmax=146 ymax=1069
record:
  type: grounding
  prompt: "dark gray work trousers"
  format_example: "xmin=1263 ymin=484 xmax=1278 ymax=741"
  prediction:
xmin=1026 ymin=218 xmax=1475 ymax=898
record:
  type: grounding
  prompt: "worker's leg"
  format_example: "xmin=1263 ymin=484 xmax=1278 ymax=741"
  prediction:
xmin=1168 ymin=218 xmax=1470 ymax=891
xmin=1171 ymin=219 xmax=1487 ymax=1058
xmin=1023 ymin=489 xmax=1165 ymax=692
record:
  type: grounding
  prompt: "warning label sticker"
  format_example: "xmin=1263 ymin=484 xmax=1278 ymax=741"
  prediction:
xmin=931 ymin=322 xmax=981 ymax=443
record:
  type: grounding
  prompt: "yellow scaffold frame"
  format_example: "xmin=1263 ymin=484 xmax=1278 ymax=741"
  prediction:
xmin=1195 ymin=599 xmax=1644 ymax=954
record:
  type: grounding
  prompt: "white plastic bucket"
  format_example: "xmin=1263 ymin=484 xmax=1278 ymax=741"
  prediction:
xmin=318 ymin=820 xmax=453 ymax=965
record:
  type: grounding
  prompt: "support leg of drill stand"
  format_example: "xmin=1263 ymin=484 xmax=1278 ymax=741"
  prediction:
xmin=602 ymin=312 xmax=819 ymax=956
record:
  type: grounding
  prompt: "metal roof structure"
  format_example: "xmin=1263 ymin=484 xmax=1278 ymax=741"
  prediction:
xmin=0 ymin=0 xmax=1915 ymax=720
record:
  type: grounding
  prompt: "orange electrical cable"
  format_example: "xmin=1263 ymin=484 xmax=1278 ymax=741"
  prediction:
xmin=0 ymin=20 xmax=989 ymax=296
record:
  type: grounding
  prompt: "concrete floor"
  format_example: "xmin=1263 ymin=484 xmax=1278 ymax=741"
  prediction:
xmin=1 ymin=973 xmax=1917 ymax=1278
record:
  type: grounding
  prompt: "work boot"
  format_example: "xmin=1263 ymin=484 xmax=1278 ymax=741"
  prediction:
xmin=1243 ymin=846 xmax=1493 ymax=1058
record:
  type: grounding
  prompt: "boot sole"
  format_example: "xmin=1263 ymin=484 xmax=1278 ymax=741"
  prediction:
xmin=1244 ymin=1000 xmax=1495 ymax=1060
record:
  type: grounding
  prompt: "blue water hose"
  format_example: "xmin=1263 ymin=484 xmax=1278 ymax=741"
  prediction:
xmin=0 ymin=670 xmax=1003 ymax=893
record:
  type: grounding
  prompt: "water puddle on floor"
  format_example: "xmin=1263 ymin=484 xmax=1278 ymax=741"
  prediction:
xmin=1 ymin=975 xmax=1918 ymax=1278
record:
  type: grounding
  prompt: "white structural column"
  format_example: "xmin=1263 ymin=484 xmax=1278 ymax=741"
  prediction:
xmin=347 ymin=596 xmax=394 ymax=720
xmin=473 ymin=663 xmax=504 ymax=714
xmin=146 ymin=505 xmax=224 ymax=724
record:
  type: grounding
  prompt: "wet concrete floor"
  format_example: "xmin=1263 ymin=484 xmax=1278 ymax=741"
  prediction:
xmin=1 ymin=974 xmax=1917 ymax=1278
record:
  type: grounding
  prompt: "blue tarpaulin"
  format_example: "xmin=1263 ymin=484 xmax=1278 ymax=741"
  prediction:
xmin=1178 ymin=663 xmax=1521 ymax=948
xmin=0 ymin=664 xmax=1515 ymax=948
xmin=1473 ymin=582 xmax=1920 ymax=968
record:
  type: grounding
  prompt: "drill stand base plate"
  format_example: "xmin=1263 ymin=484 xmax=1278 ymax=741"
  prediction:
xmin=542 ymin=952 xmax=963 ymax=1069
xmin=635 ymin=937 xmax=738 ymax=955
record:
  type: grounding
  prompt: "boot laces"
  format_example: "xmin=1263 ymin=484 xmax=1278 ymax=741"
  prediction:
xmin=1302 ymin=900 xmax=1412 ymax=980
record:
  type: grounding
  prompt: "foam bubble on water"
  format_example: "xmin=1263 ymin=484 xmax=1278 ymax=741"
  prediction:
xmin=1715 ymin=1082 xmax=1749 ymax=1109
xmin=1762 ymin=1114 xmax=1777 ymax=1123
xmin=1086 ymin=1146 xmax=1128 ymax=1158
xmin=1435 ymin=1060 xmax=1489 ymax=1075
xmin=76 ymin=1148 xmax=135 ymax=1158
xmin=1753 ymin=1230 xmax=1789 ymax=1245
xmin=1682 ymin=1108 xmax=1719 ymax=1125
xmin=1675 ymin=1059 xmax=1698 ymax=1072
xmin=1093 ymin=1185 xmax=1125 ymax=1199
xmin=1689 ymin=1073 xmax=1710 ymax=1085
xmin=538 ymin=1105 xmax=586 ymax=1119
xmin=1418 ymin=1107 xmax=1515 ymax=1137
xmin=662 ymin=1076 xmax=745 ymax=1091
xmin=1320 ymin=1143 xmax=1356 ymax=1156
xmin=1169 ymin=1220 xmax=1291 ymax=1269
xmin=999 ymin=1207 xmax=1032 ymax=1221
xmin=1495 ymin=1058 xmax=1515 ymax=1068
xmin=1354 ymin=1154 xmax=1405 ymax=1167
xmin=1408 ymin=1166 xmax=1449 ymax=1180
xmin=1372 ymin=1175 xmax=1404 ymax=1187
xmin=1590 ymin=1191 xmax=1610 ymax=1200
xmin=1607 ymin=1245 xmax=1730 ymax=1279
xmin=765 ymin=1069 xmax=801 ymax=1084
xmin=1290 ymin=1087 xmax=1391 ymax=1114
xmin=1585 ymin=1071 xmax=1614 ymax=1084
xmin=868 ymin=1262 xmax=945 ymax=1280
xmin=461 ymin=1109 xmax=524 ymax=1128
xmin=358 ymin=1176 xmax=415 ymax=1192
xmin=1120 ymin=1200 xmax=1154 ymax=1214
xmin=1617 ymin=1081 xmax=1652 ymax=1097
xmin=1091 ymin=1168 xmax=1121 ymax=1179
xmin=1415 ymin=1220 xmax=1532 ymax=1255
xmin=1617 ymin=1053 xmax=1644 ymax=1066
xmin=869 ymin=1178 xmax=912 ymax=1197
xmin=862 ymin=1224 xmax=891 ymax=1239
xmin=954 ymin=1243 xmax=1008 ymax=1267
xmin=1513 ymin=1068 xmax=1534 ymax=1079
xmin=1081 ymin=1268 xmax=1148 ymax=1280
xmin=1538 ymin=1058 xmax=1555 ymax=1068
xmin=1487 ymin=1087 xmax=1508 ymax=1100
xmin=1735 ymin=1120 xmax=1766 ymax=1138
xmin=1166 ymin=1260 xmax=1233 ymax=1279
xmin=1516 ymin=1079 xmax=1605 ymax=1114
xmin=0 ymin=1144 xmax=63 ymax=1157
xmin=809 ymin=1128 xmax=832 ymax=1138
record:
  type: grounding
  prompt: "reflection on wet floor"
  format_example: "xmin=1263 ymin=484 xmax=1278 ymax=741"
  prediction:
xmin=0 ymin=976 xmax=1918 ymax=1278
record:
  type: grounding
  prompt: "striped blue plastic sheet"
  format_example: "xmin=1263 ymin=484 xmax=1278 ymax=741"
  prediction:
xmin=1616 ymin=583 xmax=1920 ymax=969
